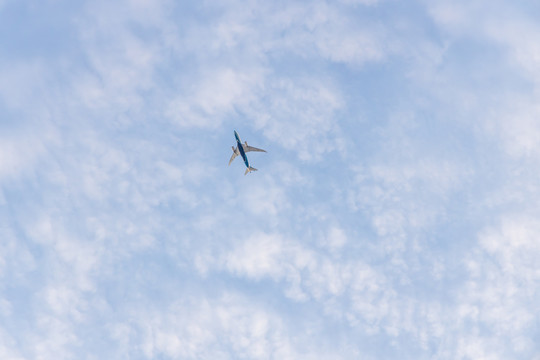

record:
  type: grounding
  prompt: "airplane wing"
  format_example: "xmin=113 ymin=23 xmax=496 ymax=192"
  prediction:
xmin=228 ymin=151 xmax=238 ymax=165
xmin=245 ymin=144 xmax=267 ymax=153
xmin=228 ymin=146 xmax=240 ymax=165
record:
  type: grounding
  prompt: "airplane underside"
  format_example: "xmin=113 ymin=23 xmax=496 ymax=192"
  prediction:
xmin=228 ymin=131 xmax=266 ymax=175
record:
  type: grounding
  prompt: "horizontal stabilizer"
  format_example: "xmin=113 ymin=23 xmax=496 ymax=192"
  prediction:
xmin=244 ymin=166 xmax=258 ymax=175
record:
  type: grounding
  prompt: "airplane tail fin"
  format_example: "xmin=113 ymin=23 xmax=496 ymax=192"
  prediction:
xmin=244 ymin=166 xmax=258 ymax=175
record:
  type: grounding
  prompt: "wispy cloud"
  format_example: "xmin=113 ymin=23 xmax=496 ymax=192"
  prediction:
xmin=2 ymin=0 xmax=540 ymax=358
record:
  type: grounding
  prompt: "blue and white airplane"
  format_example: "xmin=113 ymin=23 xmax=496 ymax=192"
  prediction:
xmin=229 ymin=130 xmax=266 ymax=175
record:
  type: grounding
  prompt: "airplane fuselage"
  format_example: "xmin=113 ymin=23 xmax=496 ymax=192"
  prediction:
xmin=229 ymin=130 xmax=265 ymax=175
xmin=234 ymin=130 xmax=250 ymax=168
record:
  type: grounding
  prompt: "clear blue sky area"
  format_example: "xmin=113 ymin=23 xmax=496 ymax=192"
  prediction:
xmin=1 ymin=0 xmax=540 ymax=359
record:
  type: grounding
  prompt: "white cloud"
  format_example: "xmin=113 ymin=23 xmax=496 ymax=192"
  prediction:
xmin=0 ymin=110 xmax=60 ymax=186
xmin=426 ymin=1 xmax=475 ymax=31
xmin=0 ymin=298 xmax=11 ymax=318
xmin=136 ymin=293 xmax=330 ymax=359
xmin=321 ymin=226 xmax=348 ymax=252
xmin=225 ymin=232 xmax=286 ymax=280
xmin=245 ymin=76 xmax=345 ymax=161
xmin=0 ymin=226 xmax=36 ymax=280
xmin=240 ymin=181 xmax=289 ymax=217
xmin=32 ymin=315 xmax=78 ymax=360
xmin=312 ymin=17 xmax=387 ymax=65
xmin=211 ymin=228 xmax=410 ymax=337
xmin=3 ymin=0 xmax=540 ymax=358
xmin=453 ymin=216 xmax=540 ymax=358
xmin=30 ymin=216 xmax=102 ymax=293
xmin=0 ymin=329 xmax=25 ymax=360
xmin=338 ymin=0 xmax=379 ymax=5
xmin=0 ymin=60 xmax=47 ymax=110
xmin=349 ymin=157 xmax=470 ymax=243
xmin=483 ymin=77 xmax=540 ymax=161
xmin=268 ymin=161 xmax=311 ymax=187
xmin=263 ymin=1 xmax=389 ymax=66
xmin=68 ymin=0 xmax=175 ymax=119
xmin=484 ymin=17 xmax=540 ymax=80
xmin=424 ymin=0 xmax=540 ymax=161
xmin=155 ymin=0 xmax=386 ymax=161
xmin=165 ymin=67 xmax=265 ymax=129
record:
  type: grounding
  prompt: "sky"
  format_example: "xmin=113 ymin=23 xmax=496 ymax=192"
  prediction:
xmin=1 ymin=0 xmax=540 ymax=359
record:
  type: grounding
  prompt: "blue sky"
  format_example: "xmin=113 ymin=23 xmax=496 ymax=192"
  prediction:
xmin=1 ymin=0 xmax=540 ymax=359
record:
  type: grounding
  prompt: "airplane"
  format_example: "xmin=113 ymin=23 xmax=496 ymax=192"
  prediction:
xmin=229 ymin=130 xmax=266 ymax=175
